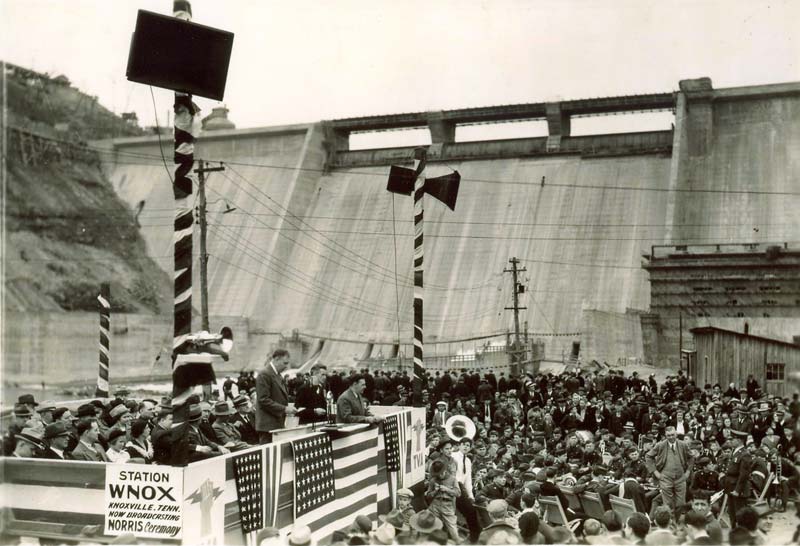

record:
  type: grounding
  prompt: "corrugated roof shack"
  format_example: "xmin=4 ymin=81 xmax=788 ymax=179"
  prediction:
xmin=690 ymin=327 xmax=800 ymax=396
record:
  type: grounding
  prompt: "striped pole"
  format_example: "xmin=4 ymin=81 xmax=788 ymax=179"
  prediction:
xmin=411 ymin=148 xmax=426 ymax=404
xmin=95 ymin=283 xmax=110 ymax=398
xmin=171 ymin=0 xmax=198 ymax=422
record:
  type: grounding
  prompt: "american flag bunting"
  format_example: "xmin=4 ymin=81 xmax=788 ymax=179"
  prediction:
xmin=292 ymin=434 xmax=335 ymax=518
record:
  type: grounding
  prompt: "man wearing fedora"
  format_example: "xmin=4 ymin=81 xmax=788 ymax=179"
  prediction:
xmin=17 ymin=394 xmax=40 ymax=416
xmin=212 ymin=401 xmax=250 ymax=450
xmin=173 ymin=403 xmax=229 ymax=465
xmin=256 ymin=349 xmax=297 ymax=444
xmin=3 ymin=403 xmax=33 ymax=456
xmin=11 ymin=426 xmax=45 ymax=458
xmin=231 ymin=394 xmax=258 ymax=444
xmin=41 ymin=422 xmax=72 ymax=460
xmin=408 ymin=509 xmax=444 ymax=543
xmin=69 ymin=420 xmax=109 ymax=462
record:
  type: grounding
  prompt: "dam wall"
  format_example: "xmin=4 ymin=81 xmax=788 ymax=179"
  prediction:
xmin=26 ymin=77 xmax=796 ymax=378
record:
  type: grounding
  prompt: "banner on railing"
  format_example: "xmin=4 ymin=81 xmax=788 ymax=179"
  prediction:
xmin=104 ymin=464 xmax=184 ymax=540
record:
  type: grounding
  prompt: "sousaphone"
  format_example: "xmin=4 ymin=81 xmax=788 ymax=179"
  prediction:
xmin=445 ymin=415 xmax=476 ymax=443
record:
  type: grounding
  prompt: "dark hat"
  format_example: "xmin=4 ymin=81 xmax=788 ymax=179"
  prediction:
xmin=187 ymin=403 xmax=202 ymax=421
xmin=13 ymin=403 xmax=32 ymax=418
xmin=159 ymin=396 xmax=172 ymax=410
xmin=232 ymin=394 xmax=250 ymax=407
xmin=213 ymin=401 xmax=234 ymax=416
xmin=18 ymin=394 xmax=38 ymax=406
xmin=108 ymin=429 xmax=127 ymax=443
xmin=44 ymin=422 xmax=71 ymax=439
xmin=409 ymin=510 xmax=443 ymax=533
xmin=77 ymin=404 xmax=98 ymax=419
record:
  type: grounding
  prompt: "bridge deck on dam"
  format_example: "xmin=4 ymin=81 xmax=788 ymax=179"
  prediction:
xmin=94 ymin=79 xmax=800 ymax=365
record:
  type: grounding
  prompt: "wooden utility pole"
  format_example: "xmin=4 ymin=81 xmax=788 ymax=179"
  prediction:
xmin=194 ymin=160 xmax=225 ymax=331
xmin=504 ymin=257 xmax=527 ymax=367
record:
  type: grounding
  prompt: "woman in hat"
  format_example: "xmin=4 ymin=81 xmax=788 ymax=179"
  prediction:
xmin=125 ymin=419 xmax=154 ymax=464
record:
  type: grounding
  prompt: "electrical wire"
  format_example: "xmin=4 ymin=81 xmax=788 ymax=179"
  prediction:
xmin=149 ymin=86 xmax=173 ymax=184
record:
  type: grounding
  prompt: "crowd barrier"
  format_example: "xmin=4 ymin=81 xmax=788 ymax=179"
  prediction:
xmin=0 ymin=406 xmax=426 ymax=545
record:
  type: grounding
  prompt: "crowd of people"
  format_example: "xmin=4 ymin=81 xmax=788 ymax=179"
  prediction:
xmin=4 ymin=349 xmax=800 ymax=544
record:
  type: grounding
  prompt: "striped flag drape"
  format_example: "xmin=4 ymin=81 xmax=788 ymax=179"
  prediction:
xmin=95 ymin=283 xmax=110 ymax=398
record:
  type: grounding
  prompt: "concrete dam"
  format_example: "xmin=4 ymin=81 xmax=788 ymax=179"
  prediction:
xmin=29 ymin=76 xmax=799 ymax=380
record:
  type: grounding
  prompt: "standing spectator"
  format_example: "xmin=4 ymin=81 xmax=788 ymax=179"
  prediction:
xmin=295 ymin=364 xmax=329 ymax=425
xmin=722 ymin=431 xmax=752 ymax=528
xmin=255 ymin=349 xmax=297 ymax=444
xmin=431 ymin=401 xmax=452 ymax=428
xmin=645 ymin=426 xmax=694 ymax=515
xmin=425 ymin=460 xmax=460 ymax=542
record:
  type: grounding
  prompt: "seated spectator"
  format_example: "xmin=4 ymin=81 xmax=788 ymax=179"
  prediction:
xmin=684 ymin=510 xmax=714 ymax=545
xmin=478 ymin=499 xmax=522 ymax=544
xmin=10 ymin=426 xmax=44 ymax=458
xmin=211 ymin=400 xmax=250 ymax=451
xmin=645 ymin=506 xmax=677 ymax=545
xmin=107 ymin=429 xmax=132 ymax=463
xmin=601 ymin=510 xmax=630 ymax=544
xmin=69 ymin=420 xmax=109 ymax=462
xmin=125 ymin=419 xmax=153 ymax=463
xmin=151 ymin=409 xmax=173 ymax=464
xmin=41 ymin=422 xmax=71 ymax=460
xmin=625 ymin=513 xmax=650 ymax=545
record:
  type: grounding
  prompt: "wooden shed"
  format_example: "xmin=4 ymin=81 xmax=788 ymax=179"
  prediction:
xmin=689 ymin=326 xmax=800 ymax=397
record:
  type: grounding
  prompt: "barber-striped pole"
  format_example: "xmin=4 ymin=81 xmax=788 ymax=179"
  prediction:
xmin=95 ymin=283 xmax=110 ymax=398
xmin=172 ymin=0 xmax=196 ymax=361
xmin=412 ymin=148 xmax=426 ymax=400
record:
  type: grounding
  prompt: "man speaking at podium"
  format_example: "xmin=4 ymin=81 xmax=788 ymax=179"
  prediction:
xmin=256 ymin=349 xmax=297 ymax=443
xmin=337 ymin=374 xmax=384 ymax=425
xmin=296 ymin=364 xmax=329 ymax=425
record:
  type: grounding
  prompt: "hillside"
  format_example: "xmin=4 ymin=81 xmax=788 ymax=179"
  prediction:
xmin=3 ymin=62 xmax=172 ymax=314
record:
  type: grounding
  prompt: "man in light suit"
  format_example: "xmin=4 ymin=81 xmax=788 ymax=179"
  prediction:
xmin=336 ymin=374 xmax=383 ymax=424
xmin=255 ymin=349 xmax=297 ymax=443
xmin=645 ymin=425 xmax=694 ymax=515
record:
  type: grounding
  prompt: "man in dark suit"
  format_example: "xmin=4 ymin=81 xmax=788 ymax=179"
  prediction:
xmin=723 ymin=432 xmax=752 ymax=528
xmin=645 ymin=426 xmax=694 ymax=515
xmin=336 ymin=374 xmax=383 ymax=424
xmin=296 ymin=364 xmax=329 ymax=425
xmin=255 ymin=349 xmax=297 ymax=443
xmin=732 ymin=406 xmax=754 ymax=434
xmin=68 ymin=420 xmax=109 ymax=462
xmin=172 ymin=403 xmax=229 ymax=465
xmin=231 ymin=394 xmax=258 ymax=444
xmin=40 ymin=422 xmax=71 ymax=460
xmin=151 ymin=409 xmax=173 ymax=464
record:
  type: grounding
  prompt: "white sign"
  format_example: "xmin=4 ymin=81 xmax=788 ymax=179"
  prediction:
xmin=104 ymin=464 xmax=183 ymax=539
xmin=182 ymin=455 xmax=227 ymax=545
xmin=409 ymin=407 xmax=426 ymax=485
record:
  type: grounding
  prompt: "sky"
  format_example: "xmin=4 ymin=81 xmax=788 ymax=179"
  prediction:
xmin=2 ymin=0 xmax=798 ymax=142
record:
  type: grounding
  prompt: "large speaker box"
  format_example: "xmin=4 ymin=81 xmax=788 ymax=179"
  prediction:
xmin=126 ymin=10 xmax=234 ymax=101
